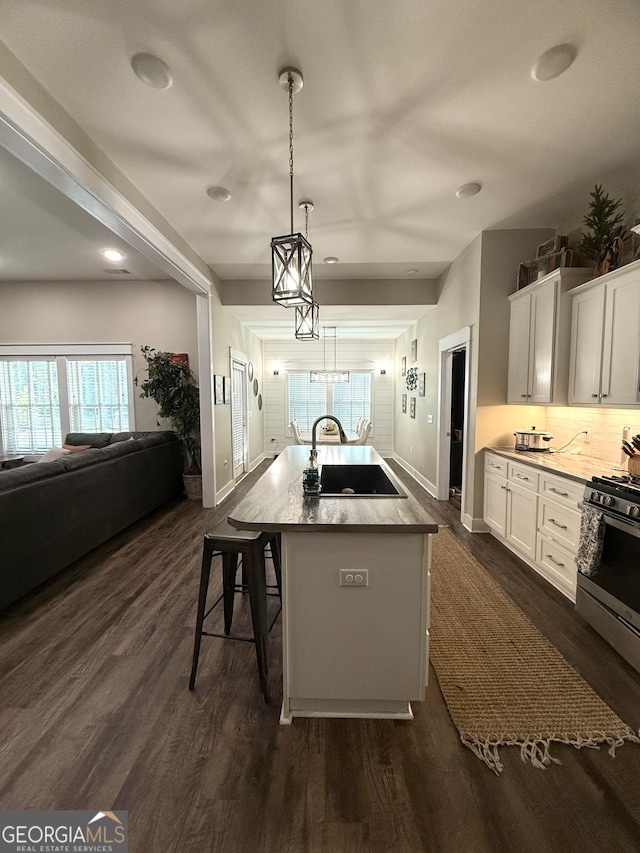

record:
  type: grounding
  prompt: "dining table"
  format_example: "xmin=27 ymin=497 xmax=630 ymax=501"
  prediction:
xmin=298 ymin=429 xmax=360 ymax=445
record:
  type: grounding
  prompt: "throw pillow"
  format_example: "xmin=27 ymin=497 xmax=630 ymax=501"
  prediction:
xmin=37 ymin=447 xmax=71 ymax=463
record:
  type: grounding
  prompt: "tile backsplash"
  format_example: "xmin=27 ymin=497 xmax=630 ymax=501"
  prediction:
xmin=546 ymin=408 xmax=640 ymax=467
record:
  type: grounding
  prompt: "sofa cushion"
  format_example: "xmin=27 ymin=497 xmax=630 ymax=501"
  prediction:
xmin=64 ymin=432 xmax=112 ymax=448
xmin=111 ymin=430 xmax=175 ymax=448
xmin=0 ymin=460 xmax=67 ymax=492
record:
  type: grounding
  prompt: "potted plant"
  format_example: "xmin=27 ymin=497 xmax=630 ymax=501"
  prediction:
xmin=580 ymin=184 xmax=625 ymax=276
xmin=136 ymin=346 xmax=202 ymax=500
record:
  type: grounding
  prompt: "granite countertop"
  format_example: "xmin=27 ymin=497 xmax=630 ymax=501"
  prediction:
xmin=485 ymin=446 xmax=623 ymax=484
xmin=229 ymin=445 xmax=438 ymax=534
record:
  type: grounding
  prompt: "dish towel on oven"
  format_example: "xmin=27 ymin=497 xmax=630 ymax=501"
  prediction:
xmin=576 ymin=505 xmax=605 ymax=577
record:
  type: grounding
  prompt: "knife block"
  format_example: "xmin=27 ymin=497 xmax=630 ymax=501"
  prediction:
xmin=627 ymin=457 xmax=640 ymax=476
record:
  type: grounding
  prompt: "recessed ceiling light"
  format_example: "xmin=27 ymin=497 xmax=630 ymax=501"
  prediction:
xmin=323 ymin=256 xmax=339 ymax=264
xmin=131 ymin=53 xmax=173 ymax=89
xmin=531 ymin=44 xmax=577 ymax=82
xmin=206 ymin=185 xmax=232 ymax=202
xmin=456 ymin=182 xmax=482 ymax=199
xmin=407 ymin=269 xmax=419 ymax=275
xmin=101 ymin=248 xmax=125 ymax=263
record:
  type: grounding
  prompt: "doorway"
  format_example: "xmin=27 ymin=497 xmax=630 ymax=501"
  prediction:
xmin=449 ymin=348 xmax=466 ymax=506
xmin=437 ymin=326 xmax=471 ymax=522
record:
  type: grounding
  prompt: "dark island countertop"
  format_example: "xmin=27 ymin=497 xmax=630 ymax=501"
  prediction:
xmin=228 ymin=445 xmax=439 ymax=534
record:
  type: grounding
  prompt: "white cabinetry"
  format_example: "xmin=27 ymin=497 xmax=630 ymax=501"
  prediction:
xmin=507 ymin=268 xmax=592 ymax=405
xmin=483 ymin=456 xmax=538 ymax=560
xmin=568 ymin=259 xmax=640 ymax=407
xmin=483 ymin=452 xmax=583 ymax=601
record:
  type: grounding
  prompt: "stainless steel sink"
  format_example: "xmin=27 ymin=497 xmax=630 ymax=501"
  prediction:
xmin=318 ymin=464 xmax=407 ymax=497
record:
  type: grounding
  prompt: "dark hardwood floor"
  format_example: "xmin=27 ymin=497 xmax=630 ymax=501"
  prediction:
xmin=1 ymin=459 xmax=640 ymax=853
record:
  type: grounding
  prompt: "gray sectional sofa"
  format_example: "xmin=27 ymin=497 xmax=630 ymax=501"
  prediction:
xmin=0 ymin=431 xmax=184 ymax=612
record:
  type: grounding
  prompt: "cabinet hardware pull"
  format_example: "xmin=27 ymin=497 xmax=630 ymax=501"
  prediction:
xmin=545 ymin=554 xmax=565 ymax=568
xmin=591 ymin=393 xmax=598 ymax=398
xmin=521 ymin=394 xmax=527 ymax=398
xmin=515 ymin=473 xmax=529 ymax=480
xmin=489 ymin=463 xmax=500 ymax=468
xmin=549 ymin=487 xmax=569 ymax=496
xmin=549 ymin=518 xmax=568 ymax=529
xmin=602 ymin=394 xmax=608 ymax=398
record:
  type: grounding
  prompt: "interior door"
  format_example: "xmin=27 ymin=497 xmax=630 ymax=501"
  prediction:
xmin=231 ymin=358 xmax=248 ymax=480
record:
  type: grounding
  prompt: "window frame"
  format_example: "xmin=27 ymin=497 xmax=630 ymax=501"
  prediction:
xmin=285 ymin=369 xmax=374 ymax=433
xmin=0 ymin=344 xmax=135 ymax=453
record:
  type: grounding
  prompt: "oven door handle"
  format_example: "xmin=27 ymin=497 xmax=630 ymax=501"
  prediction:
xmin=602 ymin=513 xmax=640 ymax=537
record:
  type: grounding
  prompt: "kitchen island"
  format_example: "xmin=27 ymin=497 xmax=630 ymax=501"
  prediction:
xmin=228 ymin=445 xmax=438 ymax=724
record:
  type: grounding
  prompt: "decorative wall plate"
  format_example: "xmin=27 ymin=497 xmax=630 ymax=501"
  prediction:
xmin=253 ymin=378 xmax=259 ymax=396
xmin=257 ymin=393 xmax=263 ymax=411
xmin=248 ymin=362 xmax=254 ymax=381
xmin=406 ymin=367 xmax=418 ymax=391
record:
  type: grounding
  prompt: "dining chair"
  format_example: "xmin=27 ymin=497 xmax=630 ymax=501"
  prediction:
xmin=357 ymin=422 xmax=372 ymax=445
xmin=289 ymin=421 xmax=303 ymax=445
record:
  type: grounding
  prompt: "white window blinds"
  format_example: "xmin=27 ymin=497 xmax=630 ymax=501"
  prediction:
xmin=333 ymin=373 xmax=371 ymax=430
xmin=0 ymin=359 xmax=61 ymax=452
xmin=67 ymin=359 xmax=130 ymax=432
xmin=287 ymin=371 xmax=371 ymax=432
xmin=288 ymin=372 xmax=327 ymax=431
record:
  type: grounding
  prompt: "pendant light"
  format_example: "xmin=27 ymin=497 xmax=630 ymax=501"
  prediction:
xmin=295 ymin=201 xmax=319 ymax=340
xmin=271 ymin=67 xmax=313 ymax=308
xmin=310 ymin=327 xmax=350 ymax=383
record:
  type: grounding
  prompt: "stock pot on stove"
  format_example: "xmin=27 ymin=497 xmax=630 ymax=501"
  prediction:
xmin=514 ymin=426 xmax=553 ymax=452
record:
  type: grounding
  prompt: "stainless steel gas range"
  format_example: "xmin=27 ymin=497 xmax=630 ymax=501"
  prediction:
xmin=576 ymin=475 xmax=640 ymax=673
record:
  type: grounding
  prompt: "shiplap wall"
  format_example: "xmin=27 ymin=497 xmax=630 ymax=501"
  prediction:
xmin=262 ymin=339 xmax=395 ymax=455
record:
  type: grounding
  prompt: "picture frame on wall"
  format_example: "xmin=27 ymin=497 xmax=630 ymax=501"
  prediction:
xmin=410 ymin=339 xmax=417 ymax=363
xmin=214 ymin=374 xmax=224 ymax=405
xmin=223 ymin=376 xmax=231 ymax=404
xmin=401 ymin=356 xmax=406 ymax=377
xmin=402 ymin=393 xmax=407 ymax=414
xmin=418 ymin=372 xmax=426 ymax=396
xmin=410 ymin=397 xmax=416 ymax=418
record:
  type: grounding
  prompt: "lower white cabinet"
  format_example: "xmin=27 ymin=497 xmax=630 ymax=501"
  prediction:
xmin=483 ymin=452 xmax=583 ymax=600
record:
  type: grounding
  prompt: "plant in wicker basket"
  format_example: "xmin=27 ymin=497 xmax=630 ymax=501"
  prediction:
xmin=136 ymin=347 xmax=201 ymax=496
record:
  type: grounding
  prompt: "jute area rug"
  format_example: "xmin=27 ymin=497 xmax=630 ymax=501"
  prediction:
xmin=429 ymin=527 xmax=640 ymax=774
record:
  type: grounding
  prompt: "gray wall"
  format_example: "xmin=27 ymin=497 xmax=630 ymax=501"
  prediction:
xmin=0 ymin=278 xmax=199 ymax=431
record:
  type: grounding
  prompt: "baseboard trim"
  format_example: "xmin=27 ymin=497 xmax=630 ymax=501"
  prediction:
xmin=216 ymin=479 xmax=235 ymax=505
xmin=463 ymin=514 xmax=489 ymax=533
xmin=391 ymin=454 xmax=438 ymax=498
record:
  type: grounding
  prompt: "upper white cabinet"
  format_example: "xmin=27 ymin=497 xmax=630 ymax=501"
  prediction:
xmin=507 ymin=268 xmax=593 ymax=405
xmin=568 ymin=259 xmax=640 ymax=407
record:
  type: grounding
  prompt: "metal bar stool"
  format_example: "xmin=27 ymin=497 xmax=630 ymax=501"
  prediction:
xmin=189 ymin=519 xmax=281 ymax=703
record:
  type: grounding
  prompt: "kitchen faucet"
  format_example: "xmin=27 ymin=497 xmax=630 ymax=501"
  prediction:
xmin=309 ymin=415 xmax=348 ymax=465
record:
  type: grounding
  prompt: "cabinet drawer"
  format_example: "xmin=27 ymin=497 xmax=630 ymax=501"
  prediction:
xmin=507 ymin=461 xmax=539 ymax=491
xmin=539 ymin=473 xmax=584 ymax=509
xmin=538 ymin=497 xmax=581 ymax=551
xmin=485 ymin=453 xmax=507 ymax=477
xmin=536 ymin=534 xmax=578 ymax=595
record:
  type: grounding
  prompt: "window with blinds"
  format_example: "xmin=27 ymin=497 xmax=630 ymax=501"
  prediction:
xmin=0 ymin=349 xmax=134 ymax=453
xmin=287 ymin=371 xmax=371 ymax=431
xmin=0 ymin=359 xmax=61 ymax=452
xmin=333 ymin=373 xmax=371 ymax=430
xmin=67 ymin=359 xmax=130 ymax=432
xmin=288 ymin=372 xmax=327 ymax=431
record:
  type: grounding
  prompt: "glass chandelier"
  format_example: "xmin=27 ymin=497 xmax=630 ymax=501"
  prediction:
xmin=310 ymin=327 xmax=350 ymax=383
xmin=295 ymin=201 xmax=319 ymax=340
xmin=271 ymin=67 xmax=313 ymax=308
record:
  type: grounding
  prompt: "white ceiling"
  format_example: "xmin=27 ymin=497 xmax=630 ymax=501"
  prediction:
xmin=1 ymin=0 xmax=639 ymax=338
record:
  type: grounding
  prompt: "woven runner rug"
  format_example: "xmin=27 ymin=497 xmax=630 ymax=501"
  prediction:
xmin=429 ymin=527 xmax=640 ymax=774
